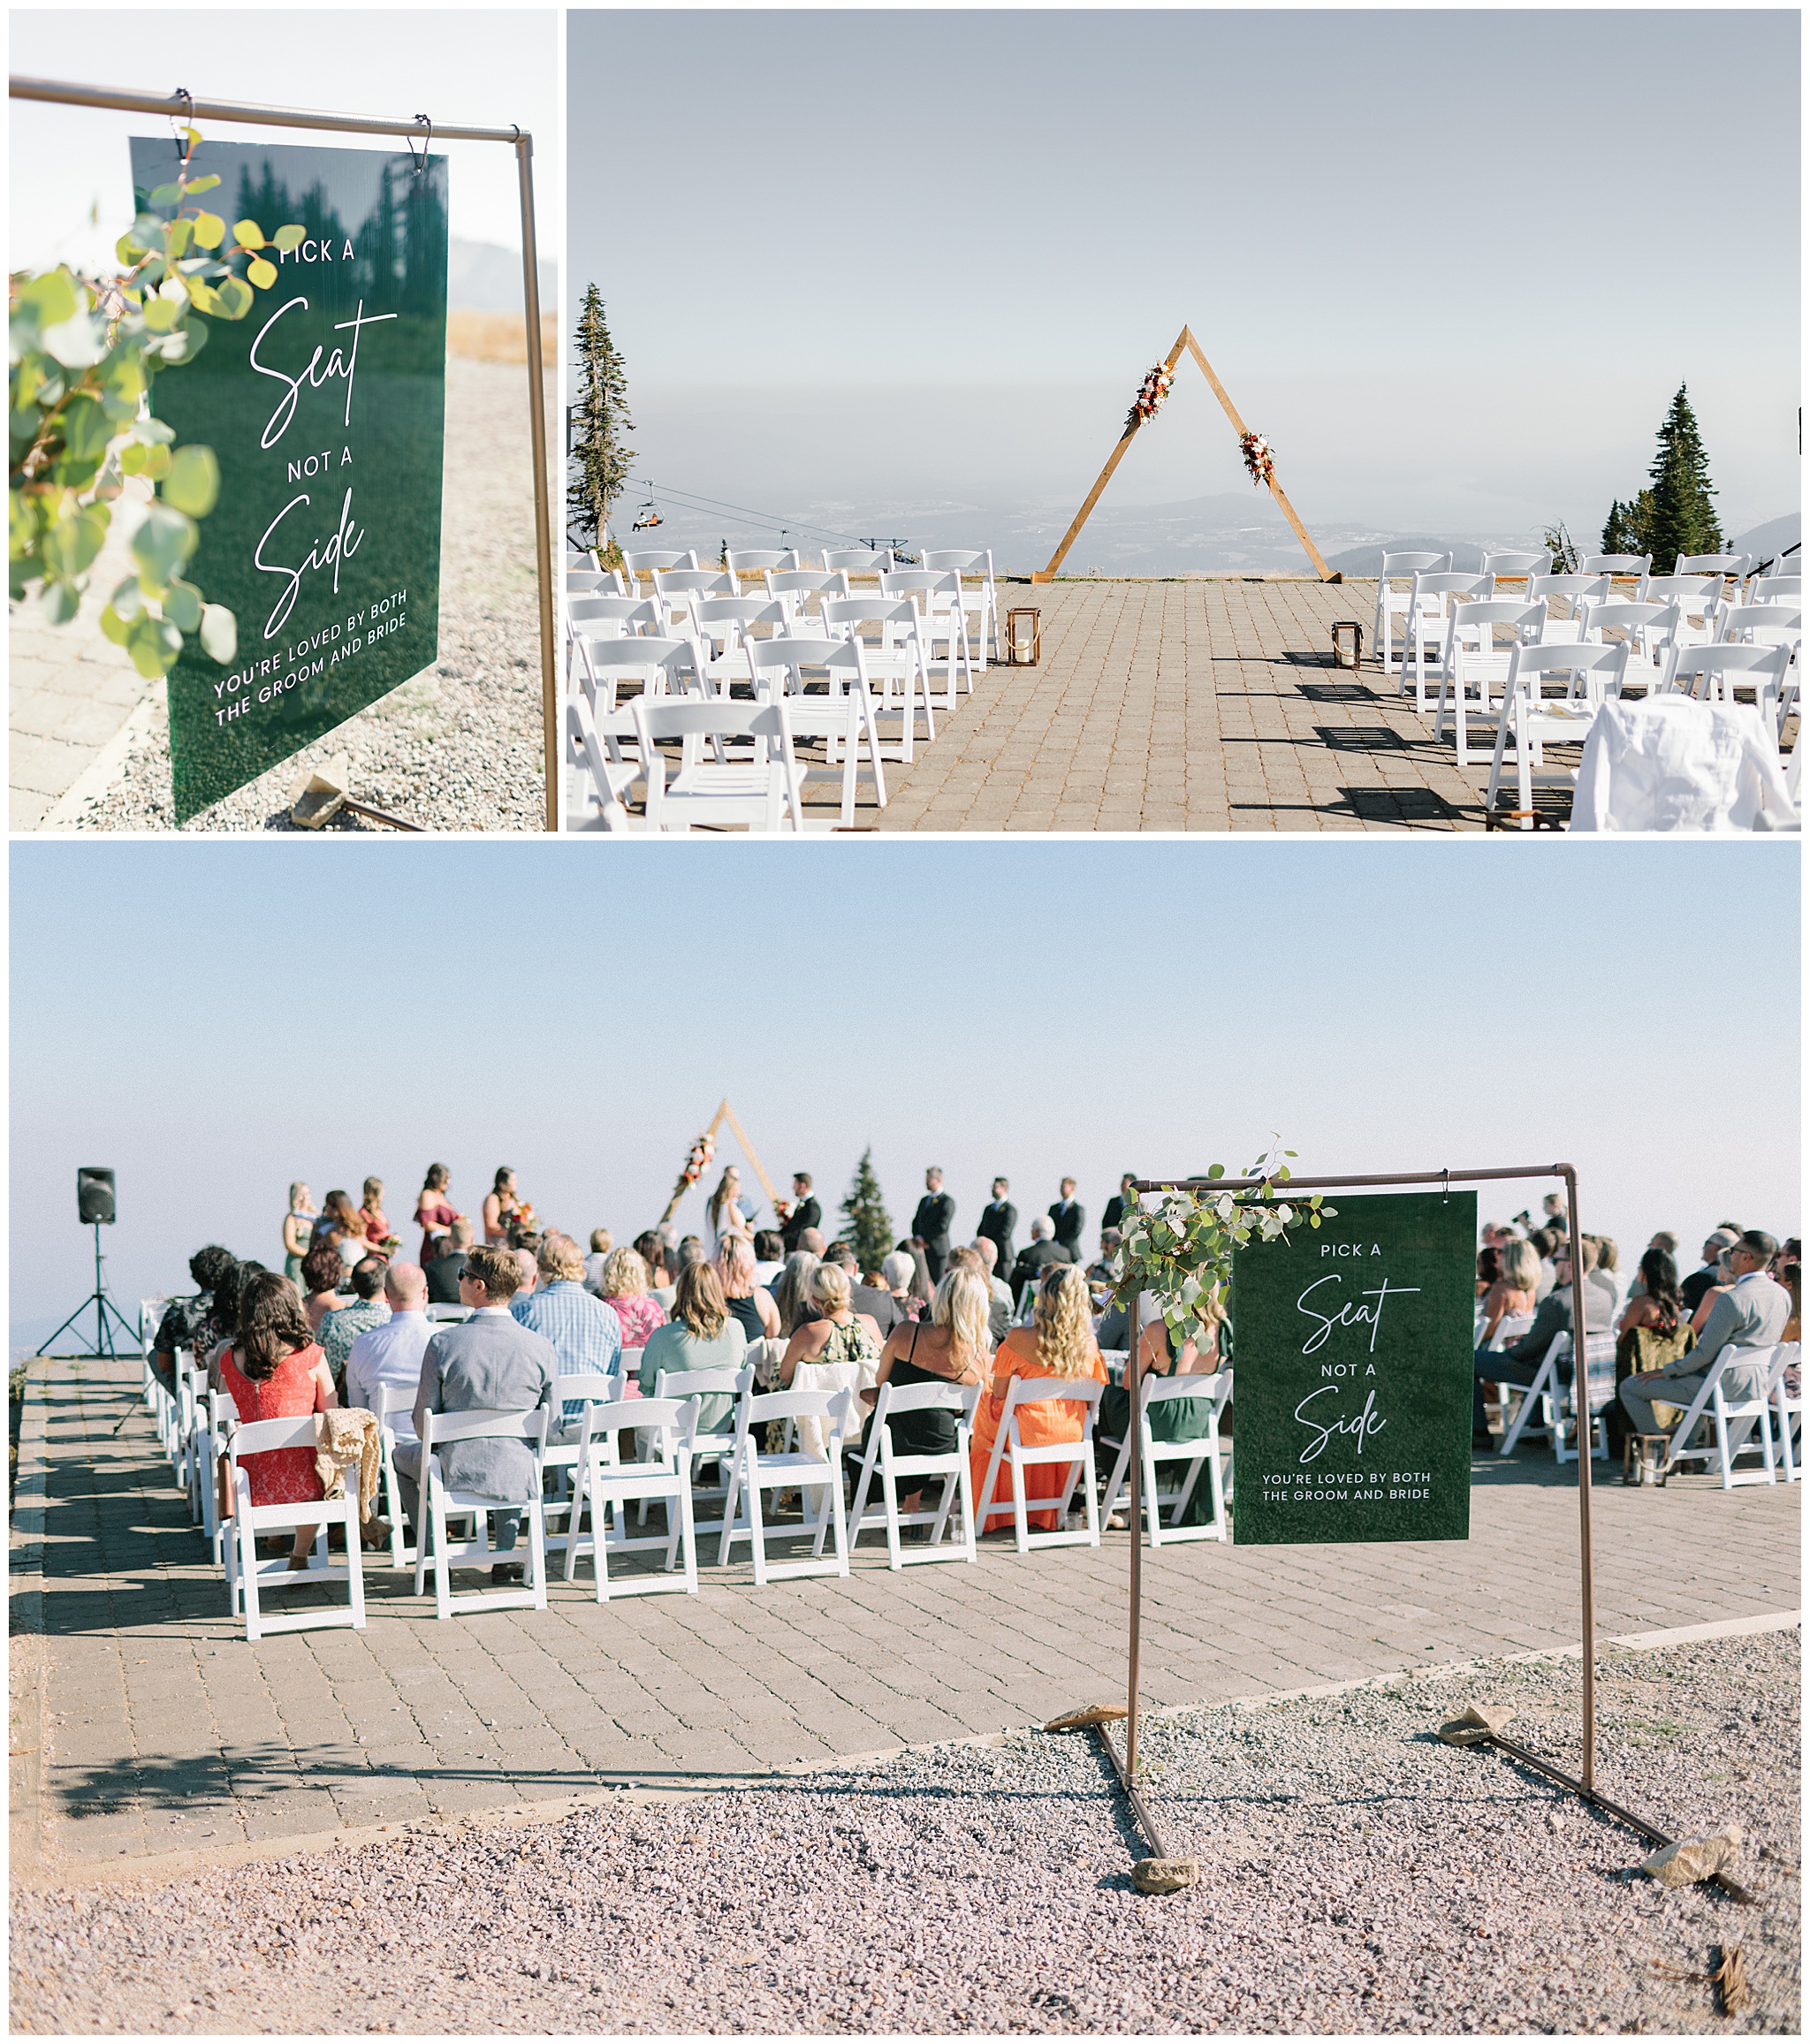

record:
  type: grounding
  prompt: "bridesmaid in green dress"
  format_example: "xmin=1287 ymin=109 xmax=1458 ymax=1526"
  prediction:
xmin=282 ymin=1182 xmax=317 ymax=1286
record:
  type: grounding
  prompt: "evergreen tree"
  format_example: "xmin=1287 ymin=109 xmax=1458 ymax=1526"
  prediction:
xmin=1644 ymin=384 xmax=1722 ymax=568
xmin=839 ymin=1148 xmax=894 ymax=1278
xmin=1601 ymin=490 xmax=1655 ymax=558
xmin=568 ymin=284 xmax=632 ymax=553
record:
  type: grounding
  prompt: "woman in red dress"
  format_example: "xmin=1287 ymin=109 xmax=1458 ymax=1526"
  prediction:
xmin=218 ymin=1273 xmax=338 ymax=1568
xmin=414 ymin=1161 xmax=462 ymax=1264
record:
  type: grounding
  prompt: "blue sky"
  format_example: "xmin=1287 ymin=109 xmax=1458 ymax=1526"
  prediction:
xmin=10 ymin=838 xmax=1799 ymax=1351
xmin=570 ymin=9 xmax=1799 ymax=538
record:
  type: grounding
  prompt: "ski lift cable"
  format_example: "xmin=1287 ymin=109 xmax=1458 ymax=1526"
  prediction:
xmin=618 ymin=474 xmax=879 ymax=551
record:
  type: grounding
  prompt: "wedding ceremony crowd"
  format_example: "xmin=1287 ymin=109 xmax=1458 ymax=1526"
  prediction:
xmin=148 ymin=1163 xmax=1800 ymax=1592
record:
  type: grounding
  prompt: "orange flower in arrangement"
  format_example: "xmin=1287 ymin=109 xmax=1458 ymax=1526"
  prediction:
xmin=1126 ymin=364 xmax=1173 ymax=432
xmin=1240 ymin=430 xmax=1275 ymax=488
xmin=514 ymin=1203 xmax=536 ymax=1232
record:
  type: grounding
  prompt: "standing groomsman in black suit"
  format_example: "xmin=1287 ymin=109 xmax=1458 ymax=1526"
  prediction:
xmin=1101 ymin=1174 xmax=1139 ymax=1235
xmin=1048 ymin=1177 xmax=1085 ymax=1264
xmin=912 ymin=1167 xmax=955 ymax=1281
xmin=977 ymin=1177 xmax=1017 ymax=1283
xmin=779 ymin=1173 xmax=821 ymax=1255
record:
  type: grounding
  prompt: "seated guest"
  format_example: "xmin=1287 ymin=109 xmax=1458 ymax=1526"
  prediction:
xmin=512 ymin=1233 xmax=622 ymax=1387
xmin=321 ymin=1189 xmax=368 ymax=1271
xmin=1009 ymin=1214 xmax=1072 ymax=1304
xmin=771 ymin=1251 xmax=821 ymax=1336
xmin=317 ymin=1257 xmax=391 ymax=1385
xmin=218 ymin=1271 xmax=338 ymax=1569
xmin=1619 ymin=1232 xmax=1791 ymax=1443
xmin=426 ymin=1219 xmax=475 ymax=1305
xmin=1682 ymin=1230 xmax=1741 ymax=1317
xmin=1593 ymin=1236 xmax=1623 ymax=1311
xmin=638 ymin=1260 xmax=748 ymax=1432
xmin=1602 ymin=1249 xmax=1693 ymax=1456
xmin=824 ymin=1241 xmax=901 ymax=1336
xmin=947 ymin=1243 xmax=1009 ymax=1345
xmin=513 ymin=1248 xmax=539 ymax=1297
xmin=634 ymin=1230 xmax=676 ymax=1310
xmin=1525 ymin=1227 xmax=1560 ymax=1302
xmin=1687 ymin=1246 xmax=1738 ymax=1336
xmin=863 ymin=1266 xmax=992 ymax=1517
xmin=1477 ymin=1240 xmax=1540 ymax=1348
xmin=751 ymin=1230 xmax=787 ymax=1286
xmin=779 ymin=1260 xmax=883 ymax=1389
xmin=717 ymin=1235 xmax=781 ymax=1343
xmin=600 ymin=1246 xmax=667 ymax=1349
xmin=151 ymin=1243 xmax=236 ymax=1392
xmin=582 ymin=1228 xmax=614 ymax=1296
xmin=1088 ymin=1227 xmax=1123 ymax=1288
xmin=1778 ymin=1242 xmax=1801 ymax=1347
xmin=1098 ymin=1294 xmax=1229 ymax=1529
xmin=969 ymin=1240 xmax=1012 ymax=1342
xmin=883 ymin=1248 xmax=927 ymax=1323
xmin=1476 ymin=1245 xmax=1502 ymax=1298
xmin=301 ymin=1240 xmax=352 ymax=1333
xmin=902 ymin=1239 xmax=935 ymax=1306
xmin=396 ymin=1246 xmax=557 ymax=1584
xmin=202 ymin=1258 xmax=266 ymax=1391
xmin=971 ymin=1264 xmax=1106 ymax=1534
xmin=1472 ymin=1236 xmax=1616 ymax=1451
xmin=346 ymin=1261 xmax=435 ymax=1444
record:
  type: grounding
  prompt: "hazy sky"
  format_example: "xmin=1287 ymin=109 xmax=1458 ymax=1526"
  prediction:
xmin=570 ymin=9 xmax=1799 ymax=536
xmin=10 ymin=838 xmax=1799 ymax=1350
xmin=10 ymin=9 xmax=560 ymax=270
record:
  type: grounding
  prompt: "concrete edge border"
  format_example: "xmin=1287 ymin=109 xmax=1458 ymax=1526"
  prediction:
xmin=8 ymin=1354 xmax=54 ymax=1881
xmin=12 ymin=1584 xmax=1798 ymax=1896
xmin=36 ymin=690 xmax=163 ymax=831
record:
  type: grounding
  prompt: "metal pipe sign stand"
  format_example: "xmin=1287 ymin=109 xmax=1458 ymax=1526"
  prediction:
xmin=1105 ymin=1162 xmax=1748 ymax=1903
xmin=10 ymin=76 xmax=559 ymax=831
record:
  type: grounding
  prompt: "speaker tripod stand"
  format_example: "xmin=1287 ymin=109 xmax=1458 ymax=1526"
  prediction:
xmin=42 ymin=1221 xmax=139 ymax=1359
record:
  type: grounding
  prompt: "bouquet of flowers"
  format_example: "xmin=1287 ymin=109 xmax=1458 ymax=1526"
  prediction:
xmin=1240 ymin=430 xmax=1275 ymax=488
xmin=514 ymin=1203 xmax=536 ymax=1233
xmin=671 ymin=1129 xmax=716 ymax=1205
xmin=1126 ymin=363 xmax=1173 ymax=431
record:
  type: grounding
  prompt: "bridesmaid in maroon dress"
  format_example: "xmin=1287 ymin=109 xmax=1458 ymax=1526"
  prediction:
xmin=414 ymin=1161 xmax=463 ymax=1264
xmin=218 ymin=1273 xmax=338 ymax=1567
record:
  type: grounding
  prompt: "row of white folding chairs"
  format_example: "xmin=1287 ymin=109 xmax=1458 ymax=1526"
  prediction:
xmin=1480 ymin=639 xmax=1799 ymax=818
xmin=1373 ymin=550 xmax=1775 ymax=674
xmin=1660 ymin=1342 xmax=1802 ymax=1487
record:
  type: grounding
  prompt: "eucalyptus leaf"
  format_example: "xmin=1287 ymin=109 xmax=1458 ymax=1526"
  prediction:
xmin=211 ymin=275 xmax=254 ymax=320
xmin=247 ymin=257 xmax=278 ymax=290
xmin=232 ymin=218 xmax=265 ymax=249
xmin=183 ymin=173 xmax=221 ymax=194
xmin=164 ymin=576 xmax=202 ymax=632
xmin=125 ymin=610 xmax=184 ymax=679
xmin=191 ymin=211 xmax=225 ymax=250
xmin=38 ymin=576 xmax=81 ymax=625
xmin=199 ymin=603 xmax=238 ymax=664
xmin=148 ymin=182 xmax=183 ymax=208
xmin=272 ymin=224 xmax=306 ymax=253
xmin=131 ymin=502 xmax=198 ymax=588
xmin=161 ymin=445 xmax=219 ymax=518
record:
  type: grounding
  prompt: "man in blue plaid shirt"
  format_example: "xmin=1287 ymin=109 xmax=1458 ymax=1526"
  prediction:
xmin=512 ymin=1234 xmax=621 ymax=1410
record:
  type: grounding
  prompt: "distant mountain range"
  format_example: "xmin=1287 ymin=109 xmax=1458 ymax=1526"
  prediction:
xmin=448 ymin=237 xmax=558 ymax=315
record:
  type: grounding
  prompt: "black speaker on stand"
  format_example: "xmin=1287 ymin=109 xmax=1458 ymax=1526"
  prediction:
xmin=42 ymin=1169 xmax=139 ymax=1360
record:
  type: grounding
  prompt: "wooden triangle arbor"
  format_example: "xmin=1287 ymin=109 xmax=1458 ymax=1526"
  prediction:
xmin=1032 ymin=327 xmax=1335 ymax=583
xmin=658 ymin=1098 xmax=782 ymax=1227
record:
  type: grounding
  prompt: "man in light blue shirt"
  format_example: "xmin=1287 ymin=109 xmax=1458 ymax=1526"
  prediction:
xmin=512 ymin=1233 xmax=621 ymax=1408
xmin=345 ymin=1261 xmax=436 ymax=1443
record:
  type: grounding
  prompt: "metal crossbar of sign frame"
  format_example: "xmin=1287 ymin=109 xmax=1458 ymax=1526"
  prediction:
xmin=1118 ymin=1164 xmax=1609 ymax=1837
xmin=9 ymin=76 xmax=559 ymax=831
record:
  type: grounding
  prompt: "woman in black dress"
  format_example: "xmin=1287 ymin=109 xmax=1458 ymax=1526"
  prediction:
xmin=860 ymin=1267 xmax=992 ymax=1516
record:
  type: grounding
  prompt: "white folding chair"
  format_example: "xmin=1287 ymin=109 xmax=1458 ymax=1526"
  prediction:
xmin=880 ymin=569 xmax=972 ymax=706
xmin=725 ymin=546 xmax=799 ymax=594
xmin=764 ymin=568 xmax=850 ymax=631
xmin=224 ymin=1414 xmax=366 ymax=1643
xmin=1578 ymin=597 xmax=1683 ymax=695
xmin=845 ymin=1380 xmax=979 ymax=1569
xmin=564 ymin=1396 xmax=699 ymax=1600
xmin=973 ymin=1376 xmax=1106 ymax=1554
xmin=823 ymin=546 xmax=894 ymax=578
xmin=650 ymin=566 xmax=735 ymax=635
xmin=690 ymin=597 xmax=787 ymax=694
xmin=747 ymin=634 xmax=887 ymax=825
xmin=1400 ymin=572 xmax=1492 ymax=711
xmin=1485 ymin=640 xmax=1629 ymax=822
xmin=1528 ymin=574 xmax=1610 ymax=645
xmin=1667 ymin=641 xmax=1795 ymax=739
xmin=1434 ymin=598 xmax=1544 ymax=767
xmin=921 ymin=548 xmax=999 ymax=668
xmin=620 ymin=547 xmax=698 ymax=594
xmin=1478 ymin=549 xmax=1549 ymax=592
xmin=542 ymin=1370 xmax=623 ymax=1561
xmin=820 ymin=596 xmax=935 ymax=762
xmin=1662 ymin=1345 xmax=1783 ymax=1484
xmin=631 ymin=697 xmax=804 ymax=833
xmin=578 ymin=636 xmax=705 ymax=720
xmin=1098 ymin=1371 xmax=1234 ymax=1545
xmin=1746 ymin=575 xmax=1801 ymax=608
xmin=412 ymin=1407 xmax=550 ymax=1620
xmin=567 ymin=595 xmax=660 ymax=693
xmin=424 ymin=1303 xmax=470 ymax=1324
xmin=1771 ymin=1345 xmax=1803 ymax=1482
xmin=718 ymin=1387 xmax=852 ymax=1584
xmin=1373 ymin=550 xmax=1451 ymax=673
xmin=197 ymin=1386 xmax=231 ymax=1567
xmin=567 ymin=694 xmax=640 ymax=832
xmin=369 ymin=1381 xmax=419 ymax=1569
xmin=1579 ymin=552 xmax=1652 ymax=596
xmin=652 ymin=1363 xmax=752 ymax=1539
xmin=1676 ymin=551 xmax=1751 ymax=584
xmin=1496 ymin=1333 xmax=1569 ymax=1456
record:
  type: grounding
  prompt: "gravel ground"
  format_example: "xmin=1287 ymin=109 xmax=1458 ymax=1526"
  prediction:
xmin=71 ymin=357 xmax=551 ymax=832
xmin=10 ymin=1631 xmax=1799 ymax=2036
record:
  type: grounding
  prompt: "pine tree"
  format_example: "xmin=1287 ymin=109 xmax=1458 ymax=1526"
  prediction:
xmin=568 ymin=284 xmax=632 ymax=553
xmin=839 ymin=1148 xmax=894 ymax=1279
xmin=1601 ymin=490 xmax=1655 ymax=558
xmin=1644 ymin=384 xmax=1723 ymax=568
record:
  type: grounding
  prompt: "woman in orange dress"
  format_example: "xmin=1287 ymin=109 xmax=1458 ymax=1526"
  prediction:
xmin=970 ymin=1263 xmax=1107 ymax=1534
xmin=217 ymin=1272 xmax=338 ymax=1568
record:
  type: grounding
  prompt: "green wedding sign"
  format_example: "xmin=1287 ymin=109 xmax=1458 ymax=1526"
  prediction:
xmin=129 ymin=137 xmax=447 ymax=823
xmin=1230 ymin=1190 xmax=1476 ymax=1546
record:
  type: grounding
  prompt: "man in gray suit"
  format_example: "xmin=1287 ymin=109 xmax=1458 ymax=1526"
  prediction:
xmin=1619 ymin=1231 xmax=1791 ymax=1440
xmin=394 ymin=1245 xmax=556 ymax=1584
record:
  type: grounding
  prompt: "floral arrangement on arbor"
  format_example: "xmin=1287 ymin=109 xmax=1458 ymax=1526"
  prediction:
xmin=1114 ymin=1140 xmax=1335 ymax=1348
xmin=670 ymin=1129 xmax=716 ymax=1205
xmin=1126 ymin=363 xmax=1173 ymax=432
xmin=1240 ymin=430 xmax=1275 ymax=489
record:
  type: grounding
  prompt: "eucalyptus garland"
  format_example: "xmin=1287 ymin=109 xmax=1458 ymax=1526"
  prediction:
xmin=1114 ymin=1142 xmax=1335 ymax=1345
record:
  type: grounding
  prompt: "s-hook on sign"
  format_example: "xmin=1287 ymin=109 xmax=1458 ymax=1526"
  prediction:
xmin=130 ymin=135 xmax=447 ymax=823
